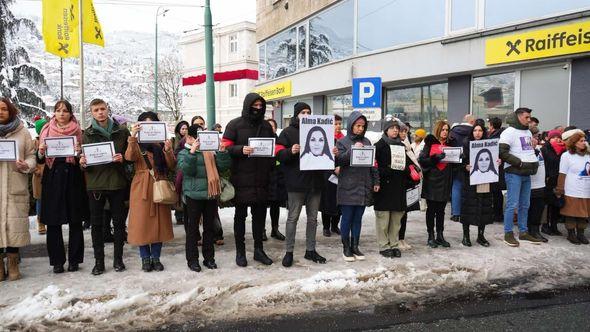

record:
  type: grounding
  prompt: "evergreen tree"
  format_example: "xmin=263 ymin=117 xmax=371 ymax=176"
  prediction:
xmin=0 ymin=0 xmax=48 ymax=120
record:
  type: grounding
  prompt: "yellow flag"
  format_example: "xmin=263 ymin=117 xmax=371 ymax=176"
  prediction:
xmin=42 ymin=0 xmax=80 ymax=58
xmin=82 ymin=0 xmax=104 ymax=47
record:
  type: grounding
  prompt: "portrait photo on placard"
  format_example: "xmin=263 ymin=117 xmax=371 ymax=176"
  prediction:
xmin=469 ymin=139 xmax=499 ymax=185
xmin=299 ymin=115 xmax=335 ymax=170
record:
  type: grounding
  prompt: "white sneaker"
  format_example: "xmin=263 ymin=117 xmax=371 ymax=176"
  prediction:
xmin=343 ymin=254 xmax=355 ymax=262
xmin=402 ymin=240 xmax=412 ymax=250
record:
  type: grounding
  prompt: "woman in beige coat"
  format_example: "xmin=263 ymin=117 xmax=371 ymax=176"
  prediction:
xmin=0 ymin=98 xmax=36 ymax=281
xmin=125 ymin=112 xmax=175 ymax=272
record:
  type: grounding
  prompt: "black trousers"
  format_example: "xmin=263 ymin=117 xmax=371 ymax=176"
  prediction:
xmin=234 ymin=203 xmax=267 ymax=252
xmin=321 ymin=212 xmax=340 ymax=231
xmin=492 ymin=189 xmax=504 ymax=221
xmin=47 ymin=223 xmax=84 ymax=267
xmin=528 ymin=196 xmax=545 ymax=228
xmin=269 ymin=201 xmax=281 ymax=231
xmin=88 ymin=190 xmax=127 ymax=260
xmin=426 ymin=200 xmax=446 ymax=234
xmin=399 ymin=212 xmax=408 ymax=240
xmin=0 ymin=247 xmax=18 ymax=254
xmin=547 ymin=204 xmax=562 ymax=227
xmin=185 ymin=198 xmax=217 ymax=263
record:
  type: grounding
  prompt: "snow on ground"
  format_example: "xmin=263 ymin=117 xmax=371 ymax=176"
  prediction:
xmin=2 ymin=206 xmax=590 ymax=331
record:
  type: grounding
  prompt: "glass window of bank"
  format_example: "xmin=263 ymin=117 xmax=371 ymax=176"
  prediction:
xmin=485 ymin=0 xmax=590 ymax=28
xmin=386 ymin=83 xmax=448 ymax=133
xmin=472 ymin=72 xmax=515 ymax=123
xmin=357 ymin=0 xmax=445 ymax=52
xmin=309 ymin=0 xmax=354 ymax=67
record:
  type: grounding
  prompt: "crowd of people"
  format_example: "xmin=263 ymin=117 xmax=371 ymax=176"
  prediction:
xmin=0 ymin=93 xmax=588 ymax=282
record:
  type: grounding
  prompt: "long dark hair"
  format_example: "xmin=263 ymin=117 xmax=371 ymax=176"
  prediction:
xmin=137 ymin=112 xmax=168 ymax=174
xmin=0 ymin=97 xmax=19 ymax=123
xmin=301 ymin=126 xmax=333 ymax=161
xmin=174 ymin=120 xmax=189 ymax=137
xmin=470 ymin=148 xmax=498 ymax=175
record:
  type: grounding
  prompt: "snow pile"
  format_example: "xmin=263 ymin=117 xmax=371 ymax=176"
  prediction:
xmin=2 ymin=208 xmax=590 ymax=330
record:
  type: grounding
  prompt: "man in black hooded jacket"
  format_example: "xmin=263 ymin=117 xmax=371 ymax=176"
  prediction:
xmin=222 ymin=93 xmax=275 ymax=267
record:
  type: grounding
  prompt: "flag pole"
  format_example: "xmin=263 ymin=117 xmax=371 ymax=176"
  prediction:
xmin=78 ymin=0 xmax=86 ymax=128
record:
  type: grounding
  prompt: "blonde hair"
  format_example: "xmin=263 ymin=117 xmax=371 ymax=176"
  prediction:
xmin=433 ymin=120 xmax=450 ymax=142
xmin=566 ymin=132 xmax=587 ymax=154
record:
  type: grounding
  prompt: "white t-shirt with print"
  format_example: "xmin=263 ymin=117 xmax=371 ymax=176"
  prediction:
xmin=531 ymin=149 xmax=546 ymax=190
xmin=499 ymin=127 xmax=538 ymax=168
xmin=559 ymin=152 xmax=590 ymax=198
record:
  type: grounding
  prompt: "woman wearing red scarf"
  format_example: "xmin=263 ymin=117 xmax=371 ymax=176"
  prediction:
xmin=541 ymin=130 xmax=566 ymax=235
xmin=38 ymin=100 xmax=86 ymax=274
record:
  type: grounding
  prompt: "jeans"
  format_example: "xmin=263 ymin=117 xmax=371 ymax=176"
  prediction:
xmin=340 ymin=205 xmax=366 ymax=241
xmin=88 ymin=190 xmax=127 ymax=260
xmin=139 ymin=242 xmax=162 ymax=259
xmin=503 ymin=173 xmax=531 ymax=234
xmin=36 ymin=199 xmax=42 ymax=218
xmin=285 ymin=191 xmax=321 ymax=252
xmin=451 ymin=177 xmax=462 ymax=216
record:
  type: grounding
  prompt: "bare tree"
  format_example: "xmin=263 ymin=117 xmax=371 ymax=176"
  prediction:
xmin=156 ymin=55 xmax=183 ymax=122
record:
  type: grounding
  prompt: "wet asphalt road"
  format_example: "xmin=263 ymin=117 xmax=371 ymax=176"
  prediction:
xmin=163 ymin=286 xmax=590 ymax=332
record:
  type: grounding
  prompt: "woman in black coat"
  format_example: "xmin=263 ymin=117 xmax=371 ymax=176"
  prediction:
xmin=541 ymin=130 xmax=566 ymax=235
xmin=265 ymin=118 xmax=286 ymax=241
xmin=419 ymin=120 xmax=455 ymax=248
xmin=460 ymin=123 xmax=494 ymax=247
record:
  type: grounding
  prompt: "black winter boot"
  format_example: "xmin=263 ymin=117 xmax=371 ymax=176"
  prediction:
xmin=271 ymin=228 xmax=285 ymax=241
xmin=435 ymin=232 xmax=451 ymax=248
xmin=282 ymin=252 xmax=293 ymax=267
xmin=477 ymin=227 xmax=490 ymax=247
xmin=91 ymin=258 xmax=105 ymax=276
xmin=304 ymin=250 xmax=326 ymax=264
xmin=342 ymin=237 xmax=355 ymax=262
xmin=253 ymin=248 xmax=273 ymax=265
xmin=577 ymin=228 xmax=589 ymax=245
xmin=462 ymin=227 xmax=472 ymax=247
xmin=236 ymin=249 xmax=248 ymax=267
xmin=141 ymin=258 xmax=152 ymax=272
xmin=567 ymin=229 xmax=581 ymax=245
xmin=113 ymin=257 xmax=126 ymax=272
xmin=351 ymin=237 xmax=365 ymax=260
xmin=427 ymin=232 xmax=438 ymax=248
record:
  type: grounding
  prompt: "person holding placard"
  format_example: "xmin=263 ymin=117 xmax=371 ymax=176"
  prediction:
xmin=80 ymin=98 xmax=131 ymax=275
xmin=125 ymin=112 xmax=176 ymax=272
xmin=178 ymin=124 xmax=231 ymax=271
xmin=541 ymin=130 xmax=566 ymax=236
xmin=37 ymin=100 xmax=86 ymax=273
xmin=171 ymin=120 xmax=189 ymax=225
xmin=0 ymin=98 xmax=36 ymax=281
xmin=555 ymin=131 xmax=590 ymax=245
xmin=320 ymin=114 xmax=344 ymax=237
xmin=419 ymin=120 xmax=456 ymax=248
xmin=460 ymin=123 xmax=494 ymax=247
xmin=222 ymin=93 xmax=275 ymax=267
xmin=335 ymin=111 xmax=379 ymax=262
xmin=277 ymin=102 xmax=331 ymax=267
xmin=398 ymin=122 xmax=422 ymax=250
xmin=373 ymin=121 xmax=418 ymax=258
xmin=527 ymin=130 xmax=548 ymax=243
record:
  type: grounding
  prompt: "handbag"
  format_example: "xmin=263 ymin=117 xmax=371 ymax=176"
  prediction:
xmin=219 ymin=177 xmax=235 ymax=203
xmin=409 ymin=164 xmax=421 ymax=182
xmin=141 ymin=148 xmax=178 ymax=205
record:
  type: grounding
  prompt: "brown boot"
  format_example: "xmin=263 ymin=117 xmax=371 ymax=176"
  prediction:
xmin=7 ymin=253 xmax=21 ymax=281
xmin=0 ymin=253 xmax=5 ymax=282
xmin=37 ymin=217 xmax=46 ymax=235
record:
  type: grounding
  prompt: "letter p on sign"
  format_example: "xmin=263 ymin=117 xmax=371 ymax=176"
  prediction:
xmin=353 ymin=77 xmax=382 ymax=108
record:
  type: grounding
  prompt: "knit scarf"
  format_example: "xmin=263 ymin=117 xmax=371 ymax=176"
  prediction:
xmin=203 ymin=151 xmax=221 ymax=198
xmin=91 ymin=117 xmax=114 ymax=138
xmin=551 ymin=141 xmax=566 ymax=156
xmin=0 ymin=117 xmax=21 ymax=137
xmin=39 ymin=116 xmax=82 ymax=169
xmin=381 ymin=133 xmax=401 ymax=145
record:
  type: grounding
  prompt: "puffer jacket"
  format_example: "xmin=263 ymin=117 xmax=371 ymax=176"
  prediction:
xmin=178 ymin=148 xmax=231 ymax=201
xmin=335 ymin=111 xmax=379 ymax=206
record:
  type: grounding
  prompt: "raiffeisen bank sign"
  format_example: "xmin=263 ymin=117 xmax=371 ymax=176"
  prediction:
xmin=486 ymin=20 xmax=590 ymax=65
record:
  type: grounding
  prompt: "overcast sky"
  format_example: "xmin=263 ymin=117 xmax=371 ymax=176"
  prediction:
xmin=12 ymin=0 xmax=256 ymax=34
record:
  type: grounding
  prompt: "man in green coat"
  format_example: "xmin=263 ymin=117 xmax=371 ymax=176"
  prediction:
xmin=80 ymin=98 xmax=130 ymax=275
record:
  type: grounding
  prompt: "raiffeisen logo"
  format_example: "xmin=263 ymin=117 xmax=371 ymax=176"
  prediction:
xmin=486 ymin=20 xmax=590 ymax=65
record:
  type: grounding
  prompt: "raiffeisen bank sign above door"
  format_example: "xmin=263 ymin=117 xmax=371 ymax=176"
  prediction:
xmin=486 ymin=20 xmax=590 ymax=65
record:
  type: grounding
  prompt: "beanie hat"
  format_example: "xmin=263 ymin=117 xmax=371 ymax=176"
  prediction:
xmin=293 ymin=102 xmax=311 ymax=117
xmin=562 ymin=129 xmax=584 ymax=141
xmin=547 ymin=130 xmax=561 ymax=140
xmin=382 ymin=120 xmax=397 ymax=133
xmin=415 ymin=128 xmax=426 ymax=138
xmin=35 ymin=118 xmax=48 ymax=135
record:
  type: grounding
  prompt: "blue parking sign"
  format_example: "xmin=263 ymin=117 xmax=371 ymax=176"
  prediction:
xmin=352 ymin=77 xmax=382 ymax=108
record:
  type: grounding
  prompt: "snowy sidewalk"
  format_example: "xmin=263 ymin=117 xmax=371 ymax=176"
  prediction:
xmin=2 ymin=207 xmax=590 ymax=331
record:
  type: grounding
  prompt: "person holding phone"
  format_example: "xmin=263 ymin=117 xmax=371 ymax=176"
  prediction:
xmin=0 ymin=97 xmax=36 ymax=281
xmin=37 ymin=100 xmax=86 ymax=273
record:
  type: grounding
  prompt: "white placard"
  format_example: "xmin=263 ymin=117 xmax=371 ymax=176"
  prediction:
xmin=350 ymin=146 xmax=375 ymax=167
xmin=390 ymin=145 xmax=406 ymax=170
xmin=469 ymin=139 xmax=499 ymax=185
xmin=248 ymin=137 xmax=275 ymax=157
xmin=82 ymin=142 xmax=115 ymax=166
xmin=406 ymin=185 xmax=420 ymax=206
xmin=441 ymin=147 xmax=462 ymax=163
xmin=0 ymin=139 xmax=18 ymax=161
xmin=45 ymin=136 xmax=76 ymax=158
xmin=138 ymin=122 xmax=167 ymax=143
xmin=197 ymin=131 xmax=220 ymax=151
xmin=300 ymin=115 xmax=335 ymax=171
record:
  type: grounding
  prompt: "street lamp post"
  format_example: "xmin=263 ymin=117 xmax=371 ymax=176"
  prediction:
xmin=204 ymin=0 xmax=215 ymax=129
xmin=155 ymin=7 xmax=169 ymax=113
